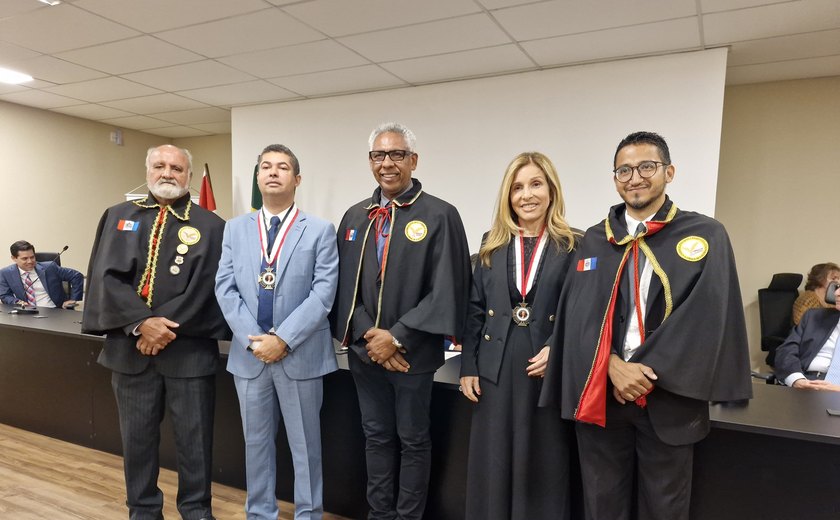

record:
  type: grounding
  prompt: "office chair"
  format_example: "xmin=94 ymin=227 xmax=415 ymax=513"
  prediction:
xmin=757 ymin=273 xmax=803 ymax=368
xmin=35 ymin=252 xmax=61 ymax=266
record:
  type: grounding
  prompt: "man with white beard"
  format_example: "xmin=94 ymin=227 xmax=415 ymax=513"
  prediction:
xmin=83 ymin=144 xmax=230 ymax=520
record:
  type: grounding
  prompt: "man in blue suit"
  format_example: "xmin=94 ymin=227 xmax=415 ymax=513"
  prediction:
xmin=215 ymin=144 xmax=339 ymax=520
xmin=0 ymin=240 xmax=83 ymax=308
xmin=775 ymin=283 xmax=840 ymax=391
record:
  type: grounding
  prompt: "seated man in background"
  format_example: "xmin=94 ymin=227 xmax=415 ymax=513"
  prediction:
xmin=0 ymin=240 xmax=83 ymax=308
xmin=792 ymin=262 xmax=840 ymax=325
xmin=776 ymin=282 xmax=840 ymax=391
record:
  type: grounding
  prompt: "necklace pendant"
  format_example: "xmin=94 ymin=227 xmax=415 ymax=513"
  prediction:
xmin=258 ymin=266 xmax=276 ymax=290
xmin=512 ymin=302 xmax=531 ymax=327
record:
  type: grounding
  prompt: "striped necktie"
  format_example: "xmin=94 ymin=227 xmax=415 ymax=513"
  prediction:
xmin=24 ymin=272 xmax=36 ymax=305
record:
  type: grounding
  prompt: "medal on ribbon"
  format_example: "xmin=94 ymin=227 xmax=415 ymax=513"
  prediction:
xmin=257 ymin=206 xmax=298 ymax=291
xmin=511 ymin=225 xmax=547 ymax=327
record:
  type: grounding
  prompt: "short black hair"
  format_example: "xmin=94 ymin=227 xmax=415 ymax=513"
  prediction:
xmin=614 ymin=131 xmax=671 ymax=167
xmin=258 ymin=144 xmax=300 ymax=176
xmin=10 ymin=240 xmax=34 ymax=257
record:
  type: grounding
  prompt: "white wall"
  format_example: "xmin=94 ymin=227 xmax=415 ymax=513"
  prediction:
xmin=232 ymin=49 xmax=728 ymax=251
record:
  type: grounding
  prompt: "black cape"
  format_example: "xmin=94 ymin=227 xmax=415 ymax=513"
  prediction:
xmin=330 ymin=179 xmax=471 ymax=374
xmin=82 ymin=193 xmax=230 ymax=377
xmin=541 ymin=198 xmax=752 ymax=428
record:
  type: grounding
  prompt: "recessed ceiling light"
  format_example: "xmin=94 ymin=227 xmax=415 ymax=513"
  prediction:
xmin=0 ymin=67 xmax=34 ymax=84
xmin=37 ymin=0 xmax=61 ymax=5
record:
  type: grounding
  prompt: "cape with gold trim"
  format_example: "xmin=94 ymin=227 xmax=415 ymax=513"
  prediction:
xmin=541 ymin=197 xmax=752 ymax=431
xmin=82 ymin=192 xmax=230 ymax=377
xmin=330 ymin=179 xmax=471 ymax=374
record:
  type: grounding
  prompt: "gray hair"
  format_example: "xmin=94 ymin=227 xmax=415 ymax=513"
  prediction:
xmin=145 ymin=145 xmax=193 ymax=175
xmin=368 ymin=122 xmax=417 ymax=152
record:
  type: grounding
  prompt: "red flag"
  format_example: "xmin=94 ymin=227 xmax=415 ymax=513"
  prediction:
xmin=199 ymin=163 xmax=217 ymax=211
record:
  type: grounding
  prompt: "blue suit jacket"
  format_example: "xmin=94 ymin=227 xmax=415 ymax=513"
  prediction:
xmin=774 ymin=307 xmax=840 ymax=382
xmin=0 ymin=262 xmax=83 ymax=307
xmin=215 ymin=209 xmax=339 ymax=380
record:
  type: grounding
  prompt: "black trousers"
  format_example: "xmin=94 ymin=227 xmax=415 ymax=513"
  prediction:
xmin=575 ymin=396 xmax=694 ymax=520
xmin=348 ymin=354 xmax=434 ymax=520
xmin=112 ymin=367 xmax=215 ymax=520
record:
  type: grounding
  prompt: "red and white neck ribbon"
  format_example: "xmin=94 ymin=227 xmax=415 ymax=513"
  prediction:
xmin=258 ymin=206 xmax=299 ymax=266
xmin=514 ymin=225 xmax=548 ymax=300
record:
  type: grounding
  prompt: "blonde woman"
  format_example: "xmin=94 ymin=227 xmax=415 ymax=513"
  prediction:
xmin=460 ymin=152 xmax=577 ymax=520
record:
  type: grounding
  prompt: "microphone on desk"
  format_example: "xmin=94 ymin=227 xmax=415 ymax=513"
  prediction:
xmin=53 ymin=245 xmax=69 ymax=262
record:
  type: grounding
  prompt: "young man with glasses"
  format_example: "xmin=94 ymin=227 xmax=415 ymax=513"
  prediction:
xmin=331 ymin=122 xmax=471 ymax=520
xmin=541 ymin=131 xmax=752 ymax=520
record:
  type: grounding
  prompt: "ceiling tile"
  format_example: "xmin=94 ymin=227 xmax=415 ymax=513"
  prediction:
xmin=190 ymin=121 xmax=232 ymax=134
xmin=101 ymin=115 xmax=175 ymax=130
xmin=0 ymin=3 xmax=139 ymax=53
xmin=268 ymin=65 xmax=406 ymax=97
xmin=726 ymin=54 xmax=840 ymax=84
xmin=123 ymin=60 xmax=256 ymax=91
xmin=155 ymin=9 xmax=324 ymax=58
xmin=700 ymin=0 xmax=796 ymax=14
xmin=382 ymin=44 xmax=534 ymax=84
xmin=338 ymin=13 xmax=511 ymax=62
xmin=0 ymin=84 xmax=27 ymax=95
xmin=0 ymin=0 xmax=43 ymax=17
xmin=102 ymin=93 xmax=209 ymax=114
xmin=0 ymin=41 xmax=40 ymax=62
xmin=4 ymin=55 xmax=107 ymax=83
xmin=0 ymin=89 xmax=84 ymax=109
xmin=55 ymin=36 xmax=203 ymax=75
xmin=704 ymin=0 xmax=840 ymax=45
xmin=50 ymin=103 xmax=134 ymax=120
xmin=727 ymin=29 xmax=840 ymax=66
xmin=219 ymin=40 xmax=369 ymax=77
xmin=493 ymin=0 xmax=697 ymax=41
xmin=145 ymin=126 xmax=211 ymax=138
xmin=177 ymin=80 xmax=299 ymax=106
xmin=73 ymin=0 xmax=269 ymax=32
xmin=476 ymin=0 xmax=541 ymax=9
xmin=522 ymin=17 xmax=701 ymax=66
xmin=284 ymin=0 xmax=480 ymax=37
xmin=149 ymin=107 xmax=230 ymax=125
xmin=45 ymin=77 xmax=162 ymax=102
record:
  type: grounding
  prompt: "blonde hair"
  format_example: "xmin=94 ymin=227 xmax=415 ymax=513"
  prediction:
xmin=479 ymin=152 xmax=577 ymax=267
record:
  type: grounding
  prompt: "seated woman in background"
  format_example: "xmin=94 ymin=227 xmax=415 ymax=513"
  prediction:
xmin=792 ymin=262 xmax=840 ymax=325
xmin=459 ymin=152 xmax=577 ymax=520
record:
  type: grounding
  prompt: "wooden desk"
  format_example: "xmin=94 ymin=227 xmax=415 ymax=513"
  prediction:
xmin=2 ymin=305 xmax=839 ymax=519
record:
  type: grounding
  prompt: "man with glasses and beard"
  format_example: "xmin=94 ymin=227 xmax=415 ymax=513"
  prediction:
xmin=541 ymin=131 xmax=752 ymax=520
xmin=83 ymin=144 xmax=230 ymax=520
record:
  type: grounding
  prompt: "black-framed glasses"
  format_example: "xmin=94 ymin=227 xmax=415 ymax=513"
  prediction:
xmin=613 ymin=161 xmax=669 ymax=183
xmin=369 ymin=150 xmax=413 ymax=163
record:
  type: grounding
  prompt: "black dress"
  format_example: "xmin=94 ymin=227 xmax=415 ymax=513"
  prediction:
xmin=464 ymin=237 xmax=572 ymax=520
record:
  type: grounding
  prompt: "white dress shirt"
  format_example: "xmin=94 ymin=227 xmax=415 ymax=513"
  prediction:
xmin=621 ymin=213 xmax=653 ymax=361
xmin=18 ymin=267 xmax=56 ymax=308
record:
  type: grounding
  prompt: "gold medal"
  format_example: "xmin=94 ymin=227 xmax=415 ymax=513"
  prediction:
xmin=177 ymin=244 xmax=189 ymax=255
xmin=258 ymin=266 xmax=276 ymax=290
xmin=512 ymin=302 xmax=531 ymax=327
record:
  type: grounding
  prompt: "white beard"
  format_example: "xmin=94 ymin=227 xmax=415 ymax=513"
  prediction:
xmin=149 ymin=180 xmax=188 ymax=201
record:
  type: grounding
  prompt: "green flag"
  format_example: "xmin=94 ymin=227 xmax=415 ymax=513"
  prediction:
xmin=250 ymin=163 xmax=261 ymax=211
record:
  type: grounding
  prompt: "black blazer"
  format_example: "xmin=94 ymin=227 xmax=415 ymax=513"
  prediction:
xmin=460 ymin=237 xmax=573 ymax=384
xmin=775 ymin=308 xmax=840 ymax=383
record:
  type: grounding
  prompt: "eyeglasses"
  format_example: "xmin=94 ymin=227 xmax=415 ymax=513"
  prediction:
xmin=613 ymin=161 xmax=669 ymax=183
xmin=369 ymin=150 xmax=413 ymax=163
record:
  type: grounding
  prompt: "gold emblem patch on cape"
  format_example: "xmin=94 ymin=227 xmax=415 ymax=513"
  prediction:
xmin=676 ymin=236 xmax=709 ymax=262
xmin=178 ymin=226 xmax=200 ymax=245
xmin=404 ymin=220 xmax=428 ymax=242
